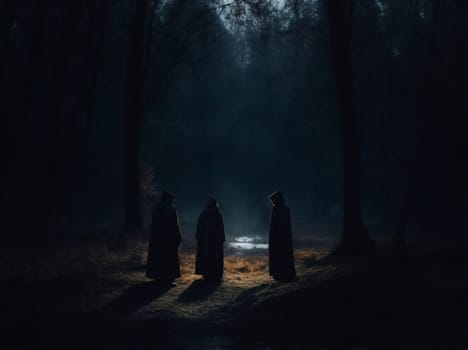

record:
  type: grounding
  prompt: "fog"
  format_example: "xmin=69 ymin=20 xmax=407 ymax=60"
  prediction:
xmin=2 ymin=0 xmax=468 ymax=242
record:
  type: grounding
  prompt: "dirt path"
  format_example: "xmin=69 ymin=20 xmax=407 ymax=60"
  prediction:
xmin=118 ymin=271 xmax=271 ymax=321
xmin=3 ymin=246 xmax=468 ymax=349
xmin=86 ymin=249 xmax=329 ymax=324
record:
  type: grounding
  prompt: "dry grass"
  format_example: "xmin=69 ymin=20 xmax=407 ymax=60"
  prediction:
xmin=225 ymin=255 xmax=268 ymax=273
xmin=0 ymin=234 xmax=329 ymax=286
xmin=0 ymin=236 xmax=149 ymax=283
xmin=295 ymin=248 xmax=329 ymax=267
xmin=1 ymin=235 xmax=337 ymax=325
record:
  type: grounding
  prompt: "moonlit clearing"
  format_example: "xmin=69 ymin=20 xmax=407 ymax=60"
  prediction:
xmin=228 ymin=235 xmax=269 ymax=250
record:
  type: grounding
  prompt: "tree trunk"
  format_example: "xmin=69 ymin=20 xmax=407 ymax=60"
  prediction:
xmin=0 ymin=0 xmax=14 ymax=83
xmin=431 ymin=0 xmax=441 ymax=50
xmin=81 ymin=0 xmax=114 ymax=140
xmin=0 ymin=0 xmax=15 ymax=234
xmin=190 ymin=62 xmax=214 ymax=195
xmin=328 ymin=0 xmax=374 ymax=254
xmin=123 ymin=0 xmax=149 ymax=235
xmin=43 ymin=1 xmax=81 ymax=239
xmin=0 ymin=1 xmax=44 ymax=228
xmin=393 ymin=196 xmax=406 ymax=249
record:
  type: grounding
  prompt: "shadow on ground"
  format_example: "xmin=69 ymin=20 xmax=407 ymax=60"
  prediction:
xmin=94 ymin=281 xmax=172 ymax=320
xmin=177 ymin=279 xmax=221 ymax=303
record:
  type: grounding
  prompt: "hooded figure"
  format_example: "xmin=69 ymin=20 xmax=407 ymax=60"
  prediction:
xmin=268 ymin=191 xmax=296 ymax=281
xmin=195 ymin=196 xmax=225 ymax=282
xmin=146 ymin=191 xmax=182 ymax=284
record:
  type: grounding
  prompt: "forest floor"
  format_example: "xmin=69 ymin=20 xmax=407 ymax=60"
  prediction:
xmin=1 ymin=235 xmax=468 ymax=349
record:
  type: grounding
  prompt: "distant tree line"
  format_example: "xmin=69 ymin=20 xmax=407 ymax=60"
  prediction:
xmin=1 ymin=0 xmax=467 ymax=254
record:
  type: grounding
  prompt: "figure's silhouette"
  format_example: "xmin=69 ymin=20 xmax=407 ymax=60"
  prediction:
xmin=268 ymin=191 xmax=296 ymax=282
xmin=195 ymin=196 xmax=225 ymax=282
xmin=146 ymin=191 xmax=182 ymax=285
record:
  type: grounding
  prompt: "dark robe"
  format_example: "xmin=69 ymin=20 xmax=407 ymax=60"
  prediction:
xmin=146 ymin=202 xmax=182 ymax=281
xmin=268 ymin=203 xmax=296 ymax=281
xmin=195 ymin=206 xmax=225 ymax=281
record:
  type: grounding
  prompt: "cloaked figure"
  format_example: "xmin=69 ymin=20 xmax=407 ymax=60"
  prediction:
xmin=146 ymin=191 xmax=182 ymax=285
xmin=195 ymin=196 xmax=226 ymax=282
xmin=268 ymin=191 xmax=296 ymax=282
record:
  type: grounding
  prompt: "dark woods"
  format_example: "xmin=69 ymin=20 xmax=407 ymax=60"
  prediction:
xmin=1 ymin=1 xmax=116 ymax=243
xmin=1 ymin=0 xmax=468 ymax=253
xmin=0 ymin=0 xmax=218 ymax=244
xmin=328 ymin=0 xmax=374 ymax=253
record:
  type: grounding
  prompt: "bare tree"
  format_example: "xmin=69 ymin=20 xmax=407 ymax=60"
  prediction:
xmin=190 ymin=61 xmax=214 ymax=195
xmin=0 ymin=0 xmax=14 ymax=83
xmin=247 ymin=0 xmax=275 ymax=113
xmin=123 ymin=0 xmax=215 ymax=234
xmin=81 ymin=0 xmax=114 ymax=140
xmin=123 ymin=0 xmax=150 ymax=235
xmin=328 ymin=0 xmax=374 ymax=254
xmin=1 ymin=1 xmax=44 ymax=211
xmin=42 ymin=1 xmax=82 ymax=239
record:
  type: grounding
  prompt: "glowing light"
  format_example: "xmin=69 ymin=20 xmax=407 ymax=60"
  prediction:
xmin=235 ymin=236 xmax=255 ymax=243
xmin=229 ymin=235 xmax=268 ymax=250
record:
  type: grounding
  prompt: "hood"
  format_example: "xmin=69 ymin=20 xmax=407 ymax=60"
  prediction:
xmin=268 ymin=191 xmax=285 ymax=206
xmin=160 ymin=191 xmax=176 ymax=205
xmin=206 ymin=195 xmax=218 ymax=209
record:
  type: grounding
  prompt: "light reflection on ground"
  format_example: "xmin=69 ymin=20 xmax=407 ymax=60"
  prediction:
xmin=228 ymin=236 xmax=268 ymax=250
